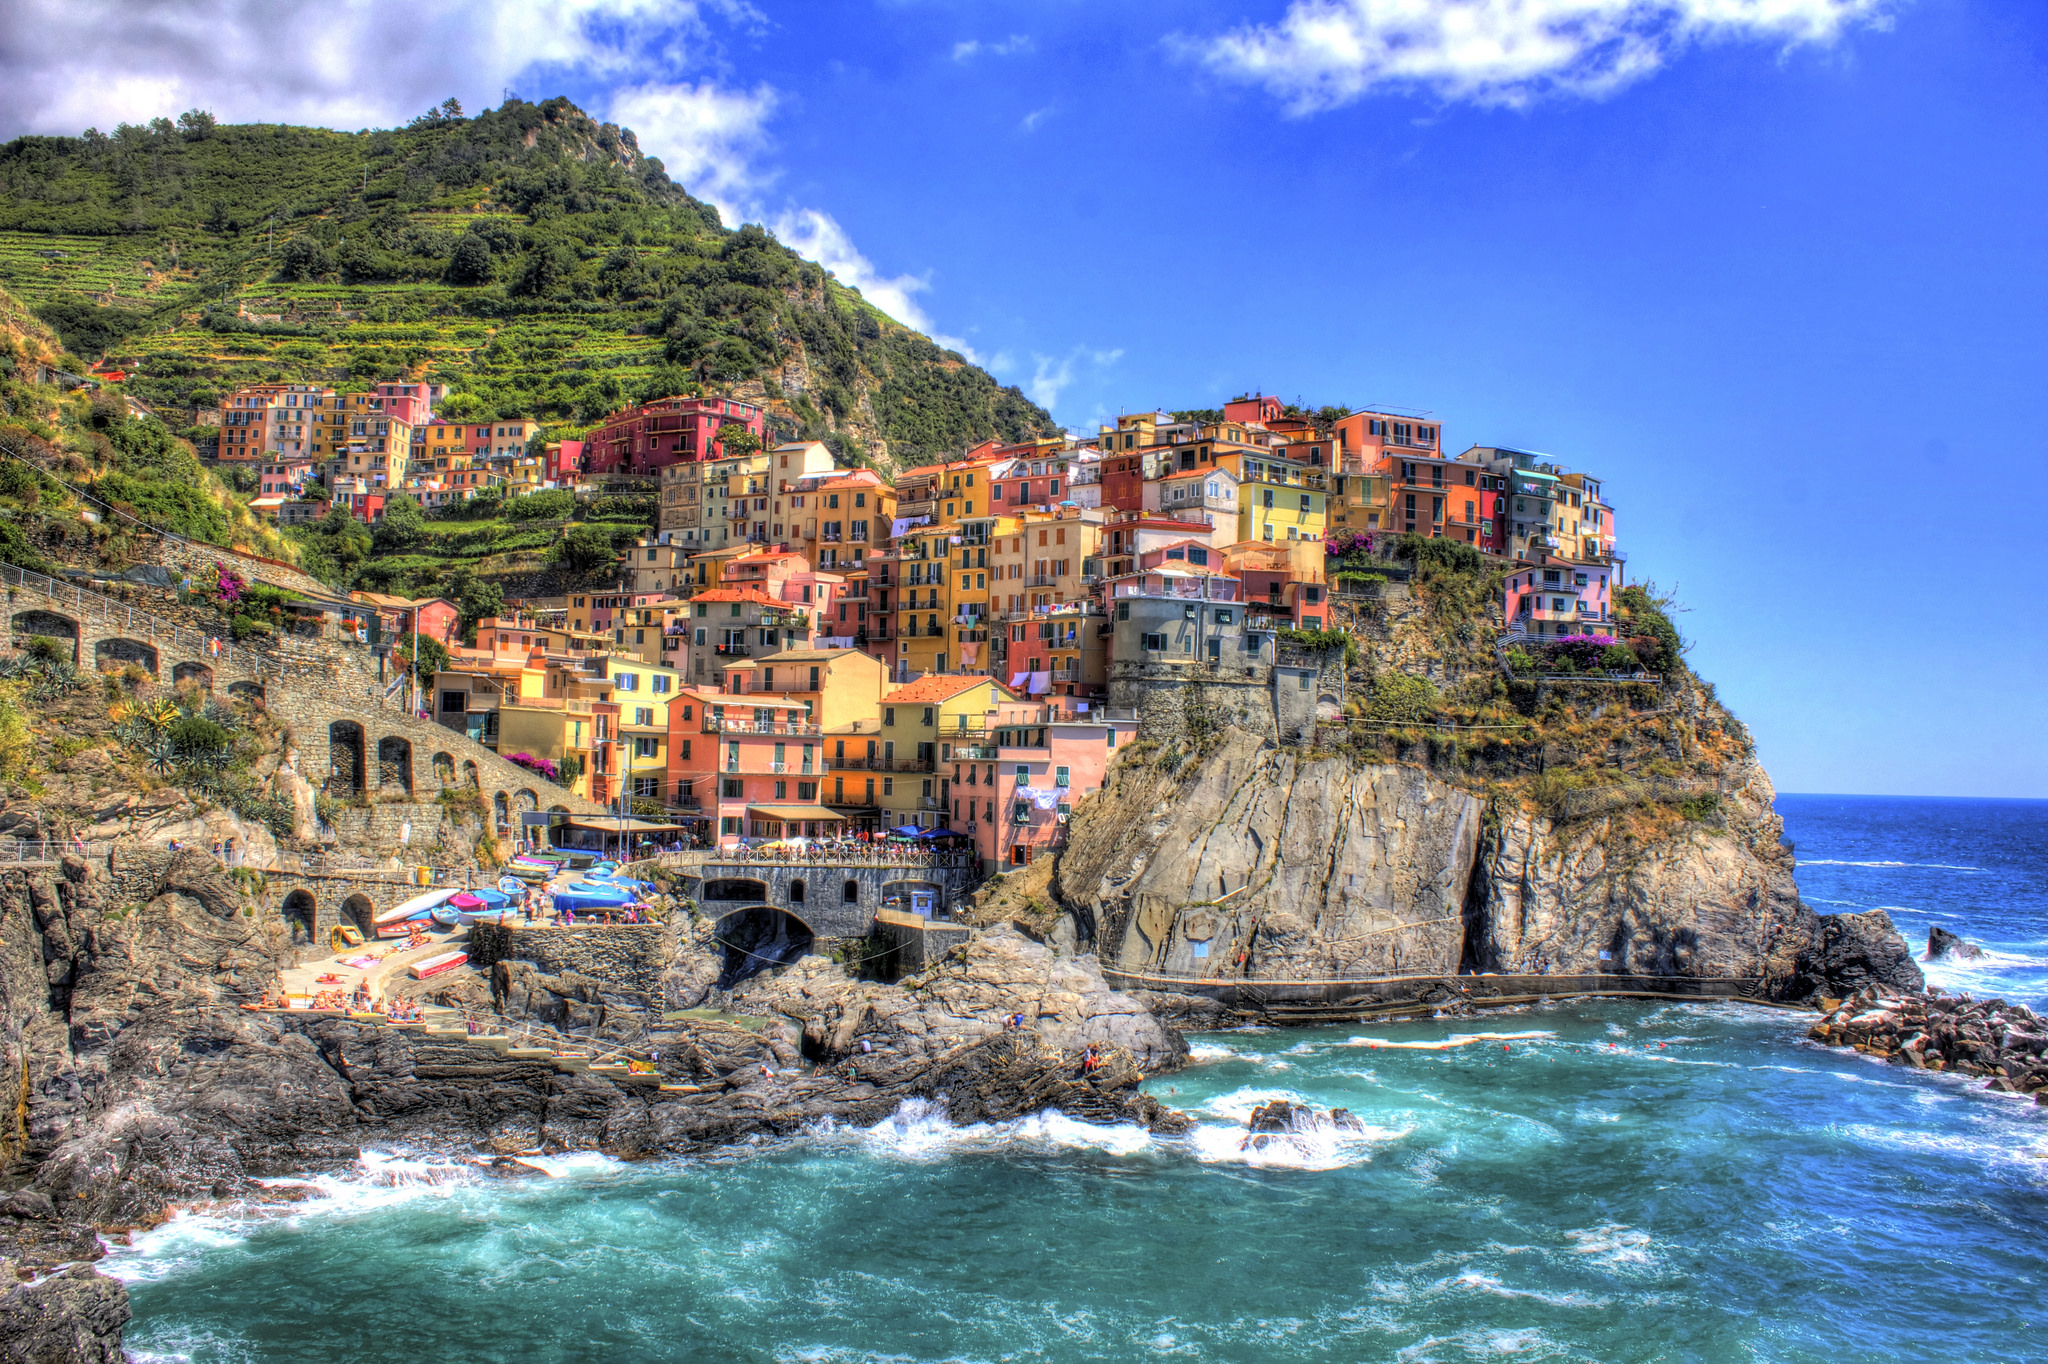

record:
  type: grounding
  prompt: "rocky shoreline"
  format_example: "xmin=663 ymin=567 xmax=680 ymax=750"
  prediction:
xmin=1805 ymin=986 xmax=2048 ymax=1100
xmin=0 ymin=838 xmax=1952 ymax=1364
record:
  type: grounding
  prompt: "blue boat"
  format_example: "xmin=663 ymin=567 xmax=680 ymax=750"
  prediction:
xmin=498 ymin=876 xmax=528 ymax=898
xmin=584 ymin=872 xmax=652 ymax=894
xmin=430 ymin=904 xmax=462 ymax=928
xmin=552 ymin=885 xmax=637 ymax=915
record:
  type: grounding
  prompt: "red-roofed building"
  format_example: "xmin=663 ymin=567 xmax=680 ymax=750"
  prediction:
xmin=584 ymin=396 xmax=765 ymax=477
xmin=668 ymin=587 xmax=816 ymax=688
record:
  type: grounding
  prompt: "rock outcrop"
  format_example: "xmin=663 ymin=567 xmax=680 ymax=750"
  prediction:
xmin=1059 ymin=730 xmax=1482 ymax=980
xmin=1 ymin=854 xmax=1184 ymax=1233
xmin=1056 ymin=727 xmax=1916 ymax=1002
xmin=1926 ymin=926 xmax=1985 ymax=961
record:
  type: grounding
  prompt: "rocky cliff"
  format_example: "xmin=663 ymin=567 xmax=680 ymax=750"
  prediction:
xmin=0 ymin=849 xmax=1188 ymax=1358
xmin=1054 ymin=726 xmax=1919 ymax=1004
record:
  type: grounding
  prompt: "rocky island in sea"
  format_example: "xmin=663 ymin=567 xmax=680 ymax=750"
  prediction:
xmin=0 ymin=102 xmax=1964 ymax=1361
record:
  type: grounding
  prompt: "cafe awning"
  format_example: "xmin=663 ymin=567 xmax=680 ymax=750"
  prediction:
xmin=745 ymin=804 xmax=847 ymax=822
xmin=562 ymin=816 xmax=689 ymax=832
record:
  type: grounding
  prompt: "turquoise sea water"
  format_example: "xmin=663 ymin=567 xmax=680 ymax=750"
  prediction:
xmin=113 ymin=797 xmax=2048 ymax=1363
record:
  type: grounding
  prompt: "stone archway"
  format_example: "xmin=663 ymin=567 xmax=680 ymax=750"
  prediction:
xmin=704 ymin=877 xmax=769 ymax=904
xmin=712 ymin=905 xmax=816 ymax=988
xmin=172 ymin=661 xmax=214 ymax=690
xmin=376 ymin=736 xmax=413 ymax=794
xmin=514 ymin=788 xmax=539 ymax=813
xmin=93 ymin=637 xmax=158 ymax=675
xmin=329 ymin=721 xmax=365 ymax=794
xmin=227 ymin=680 xmax=264 ymax=702
xmin=493 ymin=791 xmax=510 ymax=828
xmin=281 ymin=889 xmax=319 ymax=946
xmin=431 ymin=752 xmax=456 ymax=786
xmin=463 ymin=759 xmax=480 ymax=788
xmin=11 ymin=610 xmax=76 ymax=663
xmin=788 ymin=877 xmax=806 ymax=906
xmin=340 ymin=893 xmax=376 ymax=938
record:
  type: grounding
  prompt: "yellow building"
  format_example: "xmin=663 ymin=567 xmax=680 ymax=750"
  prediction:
xmin=1327 ymin=468 xmax=1389 ymax=533
xmin=725 ymin=647 xmax=888 ymax=732
xmin=895 ymin=524 xmax=956 ymax=677
xmin=602 ymin=656 xmax=685 ymax=804
xmin=872 ymin=673 xmax=1016 ymax=827
xmin=1234 ymin=451 xmax=1327 ymax=545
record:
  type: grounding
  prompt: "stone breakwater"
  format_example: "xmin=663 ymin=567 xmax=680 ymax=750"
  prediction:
xmin=1806 ymin=988 xmax=2048 ymax=1100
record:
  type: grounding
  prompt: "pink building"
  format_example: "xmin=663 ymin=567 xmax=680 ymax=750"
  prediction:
xmin=948 ymin=699 xmax=1137 ymax=873
xmin=585 ymin=396 xmax=765 ymax=477
xmin=375 ymin=382 xmax=435 ymax=429
xmin=1503 ymin=559 xmax=1615 ymax=638
xmin=666 ymin=690 xmax=835 ymax=842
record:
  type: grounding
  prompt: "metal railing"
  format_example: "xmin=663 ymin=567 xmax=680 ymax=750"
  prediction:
xmin=0 ymin=839 xmax=114 ymax=864
xmin=703 ymin=717 xmax=821 ymax=736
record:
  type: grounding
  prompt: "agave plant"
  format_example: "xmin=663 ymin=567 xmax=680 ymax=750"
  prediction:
xmin=137 ymin=698 xmax=179 ymax=733
xmin=141 ymin=737 xmax=179 ymax=775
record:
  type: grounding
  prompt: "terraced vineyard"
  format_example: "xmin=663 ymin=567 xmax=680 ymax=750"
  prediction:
xmin=0 ymin=97 xmax=1055 ymax=466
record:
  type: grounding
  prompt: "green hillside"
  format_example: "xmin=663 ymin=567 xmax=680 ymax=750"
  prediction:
xmin=0 ymin=97 xmax=1056 ymax=466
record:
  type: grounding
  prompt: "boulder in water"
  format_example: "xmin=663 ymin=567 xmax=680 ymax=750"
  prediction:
xmin=1926 ymin=926 xmax=1985 ymax=961
xmin=1246 ymin=1100 xmax=1309 ymax=1134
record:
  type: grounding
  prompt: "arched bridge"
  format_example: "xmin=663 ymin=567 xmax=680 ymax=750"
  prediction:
xmin=675 ymin=858 xmax=979 ymax=939
xmin=1 ymin=562 xmax=605 ymax=822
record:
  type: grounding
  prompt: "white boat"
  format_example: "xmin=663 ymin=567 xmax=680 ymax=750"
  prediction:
xmin=374 ymin=887 xmax=457 ymax=930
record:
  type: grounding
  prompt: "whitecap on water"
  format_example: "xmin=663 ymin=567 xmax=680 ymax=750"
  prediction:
xmin=1338 ymin=1030 xmax=1555 ymax=1052
xmin=855 ymin=1097 xmax=1153 ymax=1160
xmin=1184 ymin=1087 xmax=1407 ymax=1170
xmin=1396 ymin=1327 xmax=1570 ymax=1360
xmin=1440 ymin=1270 xmax=1609 ymax=1308
xmin=1565 ymin=1223 xmax=1654 ymax=1267
xmin=1186 ymin=1042 xmax=1237 ymax=1061
xmin=1796 ymin=859 xmax=1981 ymax=871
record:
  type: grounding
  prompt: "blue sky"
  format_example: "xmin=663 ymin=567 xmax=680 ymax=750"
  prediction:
xmin=3 ymin=1 xmax=2043 ymax=798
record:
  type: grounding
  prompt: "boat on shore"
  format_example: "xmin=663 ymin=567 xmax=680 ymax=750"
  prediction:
xmin=408 ymin=950 xmax=468 ymax=980
xmin=375 ymin=888 xmax=458 ymax=937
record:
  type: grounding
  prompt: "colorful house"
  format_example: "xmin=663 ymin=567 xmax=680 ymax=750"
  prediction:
xmin=667 ymin=690 xmax=836 ymax=842
xmin=1503 ymin=560 xmax=1615 ymax=637
xmin=948 ymin=699 xmax=1138 ymax=873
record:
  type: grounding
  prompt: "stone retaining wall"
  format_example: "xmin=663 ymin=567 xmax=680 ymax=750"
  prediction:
xmin=467 ymin=922 xmax=673 ymax=1000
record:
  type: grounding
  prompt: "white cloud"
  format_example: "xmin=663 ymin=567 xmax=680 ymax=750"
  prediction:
xmin=0 ymin=0 xmax=721 ymax=137
xmin=606 ymin=81 xmax=780 ymax=213
xmin=953 ymin=34 xmax=1035 ymax=61
xmin=769 ymin=207 xmax=953 ymax=345
xmin=1027 ymin=348 xmax=1125 ymax=411
xmin=1020 ymin=106 xmax=1054 ymax=133
xmin=1180 ymin=0 xmax=1891 ymax=113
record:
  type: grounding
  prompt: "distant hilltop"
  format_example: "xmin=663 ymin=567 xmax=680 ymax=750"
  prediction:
xmin=0 ymin=96 xmax=1057 ymax=470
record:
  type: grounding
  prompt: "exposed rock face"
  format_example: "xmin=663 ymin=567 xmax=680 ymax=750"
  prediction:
xmin=1927 ymin=926 xmax=1984 ymax=961
xmin=0 ymin=850 xmax=1184 ymax=1360
xmin=1789 ymin=909 xmax=1925 ymax=997
xmin=1473 ymin=755 xmax=1806 ymax=981
xmin=1058 ymin=729 xmax=1915 ymax=1002
xmin=732 ymin=925 xmax=1187 ymax=1074
xmin=1059 ymin=730 xmax=1483 ymax=980
xmin=0 ymin=1193 xmax=129 ymax=1364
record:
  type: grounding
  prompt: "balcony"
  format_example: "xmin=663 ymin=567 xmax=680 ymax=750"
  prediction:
xmin=703 ymin=717 xmax=822 ymax=736
xmin=919 ymin=795 xmax=946 ymax=811
xmin=953 ymin=744 xmax=998 ymax=760
xmin=828 ymin=756 xmax=936 ymax=772
xmin=714 ymin=644 xmax=751 ymax=657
